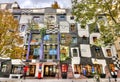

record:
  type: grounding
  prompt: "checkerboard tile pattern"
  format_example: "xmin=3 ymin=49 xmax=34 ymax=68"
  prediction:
xmin=112 ymin=55 xmax=120 ymax=69
xmin=46 ymin=28 xmax=59 ymax=34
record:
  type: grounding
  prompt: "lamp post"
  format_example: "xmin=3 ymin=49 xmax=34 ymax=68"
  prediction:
xmin=93 ymin=59 xmax=100 ymax=82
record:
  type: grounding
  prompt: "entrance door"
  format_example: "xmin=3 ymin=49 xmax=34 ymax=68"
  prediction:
xmin=44 ymin=65 xmax=56 ymax=77
xmin=29 ymin=65 xmax=36 ymax=76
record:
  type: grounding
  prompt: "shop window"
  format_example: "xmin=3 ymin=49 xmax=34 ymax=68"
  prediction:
xmin=12 ymin=66 xmax=23 ymax=74
xmin=93 ymin=37 xmax=97 ymax=42
xmin=106 ymin=49 xmax=112 ymax=57
xmin=74 ymin=64 xmax=81 ymax=74
xmin=29 ymin=65 xmax=36 ymax=76
xmin=94 ymin=64 xmax=103 ymax=74
xmin=73 ymin=48 xmax=78 ymax=57
xmin=61 ymin=64 xmax=68 ymax=72
xmin=109 ymin=64 xmax=115 ymax=71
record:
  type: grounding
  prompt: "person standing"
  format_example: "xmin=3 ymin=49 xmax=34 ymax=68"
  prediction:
xmin=23 ymin=66 xmax=27 ymax=79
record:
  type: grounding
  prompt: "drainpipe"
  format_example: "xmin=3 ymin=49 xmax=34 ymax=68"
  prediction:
xmin=26 ymin=32 xmax=32 ymax=60
xmin=39 ymin=38 xmax=43 ymax=60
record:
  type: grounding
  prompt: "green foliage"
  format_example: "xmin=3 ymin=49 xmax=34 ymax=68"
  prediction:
xmin=72 ymin=0 xmax=120 ymax=46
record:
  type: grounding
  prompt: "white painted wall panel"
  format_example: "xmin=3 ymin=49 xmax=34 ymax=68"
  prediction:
xmin=60 ymin=21 xmax=69 ymax=33
xmin=20 ymin=15 xmax=32 ymax=24
xmin=80 ymin=44 xmax=91 ymax=57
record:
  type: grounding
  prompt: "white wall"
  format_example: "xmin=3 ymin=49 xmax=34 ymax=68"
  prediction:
xmin=77 ymin=24 xmax=89 ymax=37
xmin=66 ymin=15 xmax=75 ymax=23
xmin=19 ymin=15 xmax=32 ymax=24
xmin=59 ymin=21 xmax=69 ymax=33
xmin=80 ymin=44 xmax=91 ymax=57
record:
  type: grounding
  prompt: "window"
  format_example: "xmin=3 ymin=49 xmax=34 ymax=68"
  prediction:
xmin=20 ymin=25 xmax=26 ymax=32
xmin=95 ymin=47 xmax=100 ymax=56
xmin=61 ymin=64 xmax=68 ymax=72
xmin=48 ymin=15 xmax=55 ymax=19
xmin=93 ymin=37 xmax=97 ymax=42
xmin=44 ymin=54 xmax=47 ymax=59
xmin=60 ymin=15 xmax=65 ymax=18
xmin=33 ymin=16 xmax=41 ymax=23
xmin=72 ymin=37 xmax=77 ymax=43
xmin=70 ymin=24 xmax=76 ymax=32
xmin=98 ymin=16 xmax=103 ymax=19
xmin=73 ymin=48 xmax=78 ymax=57
xmin=70 ymin=16 xmax=74 ymax=20
xmin=44 ymin=45 xmax=47 ymax=50
xmin=82 ymin=36 xmax=87 ymax=44
xmin=14 ymin=16 xmax=19 ymax=20
xmin=81 ymin=25 xmax=85 ymax=29
xmin=106 ymin=49 xmax=112 ymax=57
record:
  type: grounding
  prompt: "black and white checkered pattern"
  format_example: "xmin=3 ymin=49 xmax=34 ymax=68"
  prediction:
xmin=46 ymin=28 xmax=59 ymax=34
xmin=112 ymin=55 xmax=120 ymax=69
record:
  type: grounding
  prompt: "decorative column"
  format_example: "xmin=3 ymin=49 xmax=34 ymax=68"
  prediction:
xmin=26 ymin=32 xmax=32 ymax=60
xmin=39 ymin=38 xmax=43 ymax=60
xmin=57 ymin=32 xmax=60 ymax=60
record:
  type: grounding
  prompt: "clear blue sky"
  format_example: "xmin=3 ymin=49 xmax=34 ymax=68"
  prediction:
xmin=0 ymin=0 xmax=72 ymax=8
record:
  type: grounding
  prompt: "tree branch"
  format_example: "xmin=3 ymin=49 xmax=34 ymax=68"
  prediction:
xmin=104 ymin=0 xmax=117 ymax=24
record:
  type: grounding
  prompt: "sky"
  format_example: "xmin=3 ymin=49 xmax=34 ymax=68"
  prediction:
xmin=0 ymin=0 xmax=72 ymax=8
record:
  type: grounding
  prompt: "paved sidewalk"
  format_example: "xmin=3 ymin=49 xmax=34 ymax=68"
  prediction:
xmin=0 ymin=77 xmax=119 ymax=82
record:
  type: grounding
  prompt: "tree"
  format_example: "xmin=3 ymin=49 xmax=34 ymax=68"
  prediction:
xmin=0 ymin=10 xmax=25 ymax=59
xmin=51 ymin=1 xmax=60 ymax=9
xmin=72 ymin=0 xmax=120 ymax=46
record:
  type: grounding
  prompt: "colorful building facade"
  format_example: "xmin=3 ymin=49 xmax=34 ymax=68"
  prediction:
xmin=0 ymin=2 xmax=119 ymax=79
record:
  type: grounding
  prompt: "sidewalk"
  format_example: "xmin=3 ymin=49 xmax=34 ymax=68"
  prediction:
xmin=0 ymin=77 xmax=119 ymax=82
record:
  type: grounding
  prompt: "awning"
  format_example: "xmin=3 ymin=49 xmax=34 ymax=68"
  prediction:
xmin=12 ymin=59 xmax=25 ymax=65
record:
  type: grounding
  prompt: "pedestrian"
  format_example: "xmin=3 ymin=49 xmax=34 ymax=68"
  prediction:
xmin=23 ymin=66 xmax=27 ymax=79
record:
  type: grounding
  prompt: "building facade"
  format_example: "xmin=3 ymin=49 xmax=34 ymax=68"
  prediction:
xmin=0 ymin=2 xmax=119 ymax=79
